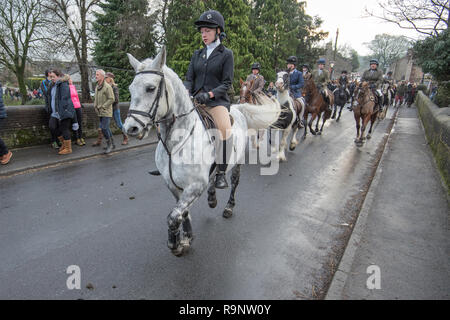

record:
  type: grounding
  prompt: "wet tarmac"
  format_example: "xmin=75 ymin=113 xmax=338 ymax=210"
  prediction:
xmin=0 ymin=106 xmax=397 ymax=299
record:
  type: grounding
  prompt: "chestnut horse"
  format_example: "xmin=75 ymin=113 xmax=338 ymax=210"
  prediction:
xmin=239 ymin=78 xmax=264 ymax=105
xmin=302 ymin=72 xmax=333 ymax=139
xmin=352 ymin=82 xmax=379 ymax=146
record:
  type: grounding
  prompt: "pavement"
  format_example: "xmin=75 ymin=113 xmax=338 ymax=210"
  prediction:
xmin=0 ymin=104 xmax=448 ymax=300
xmin=0 ymin=129 xmax=158 ymax=177
xmin=326 ymin=105 xmax=450 ymax=300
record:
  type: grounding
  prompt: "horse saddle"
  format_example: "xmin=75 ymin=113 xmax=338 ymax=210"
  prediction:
xmin=195 ymin=103 xmax=234 ymax=130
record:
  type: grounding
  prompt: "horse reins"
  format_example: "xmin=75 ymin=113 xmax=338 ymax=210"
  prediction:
xmin=128 ymin=70 xmax=195 ymax=192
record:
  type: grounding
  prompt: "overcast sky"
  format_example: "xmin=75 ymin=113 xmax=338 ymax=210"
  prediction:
xmin=304 ymin=0 xmax=422 ymax=56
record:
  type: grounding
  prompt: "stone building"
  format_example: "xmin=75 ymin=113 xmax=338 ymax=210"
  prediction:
xmin=389 ymin=49 xmax=424 ymax=84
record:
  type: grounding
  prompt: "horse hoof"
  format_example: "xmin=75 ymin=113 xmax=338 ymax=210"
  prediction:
xmin=289 ymin=144 xmax=296 ymax=151
xmin=317 ymin=131 xmax=322 ymax=136
xmin=171 ymin=248 xmax=184 ymax=257
xmin=311 ymin=131 xmax=316 ymax=136
xmin=315 ymin=128 xmax=319 ymax=133
xmin=223 ymin=207 xmax=233 ymax=219
xmin=180 ymin=236 xmax=193 ymax=251
xmin=336 ymin=118 xmax=340 ymax=122
xmin=208 ymin=199 xmax=217 ymax=209
xmin=367 ymin=135 xmax=371 ymax=140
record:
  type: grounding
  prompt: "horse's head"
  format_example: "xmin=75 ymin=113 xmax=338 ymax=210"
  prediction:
xmin=239 ymin=78 xmax=254 ymax=104
xmin=123 ymin=46 xmax=171 ymax=139
xmin=303 ymin=72 xmax=312 ymax=81
xmin=275 ymin=71 xmax=289 ymax=92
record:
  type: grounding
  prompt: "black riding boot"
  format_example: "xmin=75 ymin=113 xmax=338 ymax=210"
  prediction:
xmin=215 ymin=136 xmax=233 ymax=189
xmin=215 ymin=164 xmax=228 ymax=189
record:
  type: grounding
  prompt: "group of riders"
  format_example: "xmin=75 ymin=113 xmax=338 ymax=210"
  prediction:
xmin=183 ymin=9 xmax=409 ymax=190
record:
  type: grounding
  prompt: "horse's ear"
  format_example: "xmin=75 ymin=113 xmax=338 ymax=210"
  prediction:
xmin=240 ymin=78 xmax=244 ymax=85
xmin=152 ymin=45 xmax=167 ymax=70
xmin=127 ymin=53 xmax=141 ymax=72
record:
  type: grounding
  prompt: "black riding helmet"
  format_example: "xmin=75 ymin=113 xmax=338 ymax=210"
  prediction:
xmin=195 ymin=10 xmax=225 ymax=33
xmin=341 ymin=70 xmax=348 ymax=74
xmin=251 ymin=62 xmax=261 ymax=70
xmin=370 ymin=59 xmax=379 ymax=66
xmin=302 ymin=64 xmax=310 ymax=70
xmin=286 ymin=56 xmax=297 ymax=65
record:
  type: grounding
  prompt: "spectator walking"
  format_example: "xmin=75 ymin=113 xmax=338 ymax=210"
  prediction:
xmin=47 ymin=70 xmax=77 ymax=155
xmin=105 ymin=72 xmax=128 ymax=145
xmin=395 ymin=80 xmax=407 ymax=107
xmin=93 ymin=69 xmax=115 ymax=154
xmin=0 ymin=82 xmax=13 ymax=165
xmin=67 ymin=75 xmax=85 ymax=146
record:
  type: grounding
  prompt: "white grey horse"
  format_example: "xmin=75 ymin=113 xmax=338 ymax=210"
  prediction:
xmin=272 ymin=71 xmax=302 ymax=161
xmin=122 ymin=46 xmax=282 ymax=256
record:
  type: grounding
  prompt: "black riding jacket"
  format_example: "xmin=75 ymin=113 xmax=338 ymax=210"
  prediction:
xmin=184 ymin=44 xmax=234 ymax=108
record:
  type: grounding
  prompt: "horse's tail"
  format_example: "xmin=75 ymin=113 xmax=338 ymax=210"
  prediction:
xmin=231 ymin=95 xmax=282 ymax=130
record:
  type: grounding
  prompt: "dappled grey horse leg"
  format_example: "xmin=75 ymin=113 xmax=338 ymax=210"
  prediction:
xmin=223 ymin=165 xmax=241 ymax=219
xmin=167 ymin=182 xmax=203 ymax=256
xmin=180 ymin=210 xmax=193 ymax=249
xmin=207 ymin=175 xmax=217 ymax=208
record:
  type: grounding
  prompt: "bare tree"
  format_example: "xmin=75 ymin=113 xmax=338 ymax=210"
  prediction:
xmin=0 ymin=0 xmax=56 ymax=104
xmin=365 ymin=33 xmax=412 ymax=70
xmin=43 ymin=0 xmax=101 ymax=102
xmin=366 ymin=0 xmax=449 ymax=37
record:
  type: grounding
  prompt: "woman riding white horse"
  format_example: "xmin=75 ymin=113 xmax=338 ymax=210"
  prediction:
xmin=122 ymin=45 xmax=281 ymax=256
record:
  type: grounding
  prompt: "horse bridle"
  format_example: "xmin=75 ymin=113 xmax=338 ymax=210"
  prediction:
xmin=127 ymin=69 xmax=195 ymax=192
xmin=127 ymin=70 xmax=168 ymax=133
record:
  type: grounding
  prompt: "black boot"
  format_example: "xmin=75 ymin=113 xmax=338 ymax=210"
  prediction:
xmin=215 ymin=164 xmax=228 ymax=189
xmin=215 ymin=137 xmax=232 ymax=189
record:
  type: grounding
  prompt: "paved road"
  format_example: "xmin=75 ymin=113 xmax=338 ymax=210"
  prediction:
xmin=0 ymin=106 xmax=396 ymax=299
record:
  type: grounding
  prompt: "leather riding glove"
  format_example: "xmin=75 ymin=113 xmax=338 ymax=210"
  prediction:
xmin=195 ymin=92 xmax=209 ymax=105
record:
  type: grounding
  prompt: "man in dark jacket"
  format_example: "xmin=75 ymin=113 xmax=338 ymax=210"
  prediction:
xmin=286 ymin=56 xmax=304 ymax=99
xmin=0 ymin=82 xmax=13 ymax=165
xmin=286 ymin=56 xmax=305 ymax=125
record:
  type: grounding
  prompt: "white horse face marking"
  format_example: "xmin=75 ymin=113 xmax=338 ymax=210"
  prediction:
xmin=123 ymin=48 xmax=170 ymax=137
xmin=275 ymin=71 xmax=289 ymax=92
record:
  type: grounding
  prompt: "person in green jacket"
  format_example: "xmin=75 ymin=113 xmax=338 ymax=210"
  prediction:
xmin=361 ymin=59 xmax=384 ymax=109
xmin=312 ymin=58 xmax=332 ymax=109
xmin=94 ymin=69 xmax=115 ymax=154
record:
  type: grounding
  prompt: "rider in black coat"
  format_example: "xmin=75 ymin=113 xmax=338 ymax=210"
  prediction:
xmin=184 ymin=10 xmax=234 ymax=189
xmin=185 ymin=42 xmax=234 ymax=109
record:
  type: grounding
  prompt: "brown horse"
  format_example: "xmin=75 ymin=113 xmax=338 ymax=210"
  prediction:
xmin=239 ymin=78 xmax=268 ymax=148
xmin=239 ymin=78 xmax=260 ymax=104
xmin=352 ymin=81 xmax=378 ymax=146
xmin=302 ymin=73 xmax=334 ymax=139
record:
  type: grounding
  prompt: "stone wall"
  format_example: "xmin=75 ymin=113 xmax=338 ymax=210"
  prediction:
xmin=0 ymin=103 xmax=130 ymax=148
xmin=416 ymin=91 xmax=450 ymax=192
